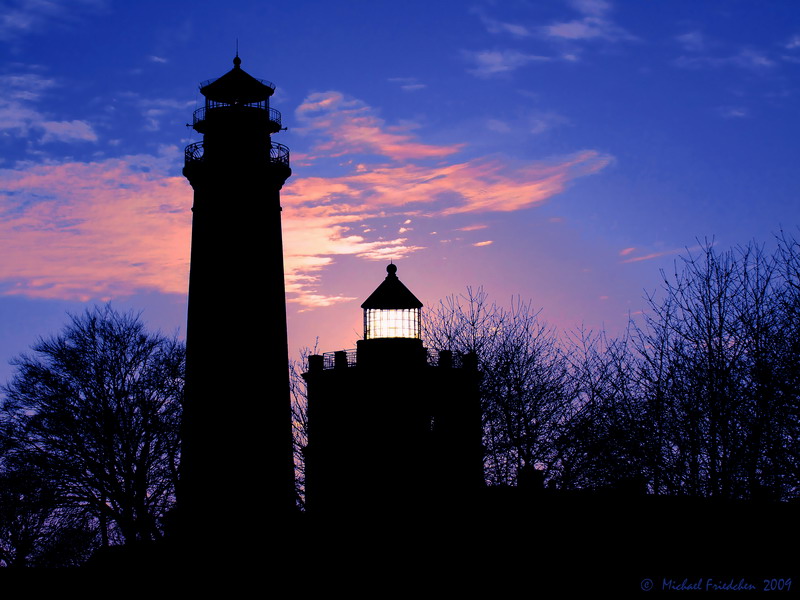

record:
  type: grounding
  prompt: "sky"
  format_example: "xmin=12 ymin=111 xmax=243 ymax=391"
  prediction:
xmin=1 ymin=0 xmax=799 ymax=383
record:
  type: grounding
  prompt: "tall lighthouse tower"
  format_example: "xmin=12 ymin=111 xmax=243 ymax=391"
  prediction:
xmin=180 ymin=55 xmax=294 ymax=551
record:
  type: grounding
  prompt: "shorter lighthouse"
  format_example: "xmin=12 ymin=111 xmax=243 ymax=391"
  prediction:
xmin=302 ymin=264 xmax=484 ymax=518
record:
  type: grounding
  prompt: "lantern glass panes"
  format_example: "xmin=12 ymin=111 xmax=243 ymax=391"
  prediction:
xmin=365 ymin=308 xmax=420 ymax=339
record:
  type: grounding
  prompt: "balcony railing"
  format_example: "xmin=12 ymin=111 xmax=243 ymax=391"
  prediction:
xmin=192 ymin=104 xmax=282 ymax=129
xmin=269 ymin=142 xmax=290 ymax=167
xmin=184 ymin=141 xmax=291 ymax=168
xmin=322 ymin=350 xmax=357 ymax=370
xmin=185 ymin=141 xmax=204 ymax=164
xmin=316 ymin=348 xmax=463 ymax=370
xmin=425 ymin=349 xmax=463 ymax=368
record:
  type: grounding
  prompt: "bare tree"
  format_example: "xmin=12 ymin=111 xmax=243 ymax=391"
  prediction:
xmin=553 ymin=327 xmax=649 ymax=491
xmin=0 ymin=458 xmax=97 ymax=567
xmin=425 ymin=288 xmax=571 ymax=487
xmin=291 ymin=236 xmax=800 ymax=505
xmin=0 ymin=305 xmax=184 ymax=554
xmin=632 ymin=238 xmax=800 ymax=501
xmin=289 ymin=350 xmax=312 ymax=511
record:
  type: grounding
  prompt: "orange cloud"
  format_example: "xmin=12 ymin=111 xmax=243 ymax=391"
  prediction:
xmin=473 ymin=240 xmax=493 ymax=247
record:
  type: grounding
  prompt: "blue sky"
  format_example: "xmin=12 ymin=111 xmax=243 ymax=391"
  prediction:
xmin=1 ymin=0 xmax=799 ymax=382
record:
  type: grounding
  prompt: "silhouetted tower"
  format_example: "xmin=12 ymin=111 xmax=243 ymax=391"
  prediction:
xmin=180 ymin=56 xmax=294 ymax=548
xmin=303 ymin=264 xmax=483 ymax=518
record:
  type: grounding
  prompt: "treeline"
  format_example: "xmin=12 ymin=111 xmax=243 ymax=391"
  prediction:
xmin=425 ymin=234 xmax=800 ymax=501
xmin=1 ymin=234 xmax=798 ymax=566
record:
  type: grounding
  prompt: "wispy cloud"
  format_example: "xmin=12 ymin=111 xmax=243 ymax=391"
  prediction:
xmin=528 ymin=110 xmax=570 ymax=135
xmin=570 ymin=0 xmax=611 ymax=17
xmin=487 ymin=111 xmax=569 ymax=136
xmin=621 ymin=251 xmax=674 ymax=264
xmin=0 ymin=90 xmax=612 ymax=309
xmin=542 ymin=0 xmax=636 ymax=43
xmin=282 ymin=93 xmax=611 ymax=303
xmin=474 ymin=9 xmax=533 ymax=38
xmin=475 ymin=0 xmax=633 ymax=44
xmin=717 ymin=106 xmax=748 ymax=119
xmin=387 ymin=77 xmax=427 ymax=92
xmin=675 ymin=48 xmax=776 ymax=71
xmin=675 ymin=31 xmax=707 ymax=53
xmin=296 ymin=91 xmax=462 ymax=159
xmin=283 ymin=151 xmax=610 ymax=216
xmin=464 ymin=49 xmax=551 ymax=77
xmin=282 ymin=205 xmax=425 ymax=307
xmin=0 ymin=71 xmax=98 ymax=143
xmin=0 ymin=0 xmax=105 ymax=42
xmin=0 ymin=153 xmax=429 ymax=307
xmin=473 ymin=240 xmax=493 ymax=247
xmin=620 ymin=245 xmax=704 ymax=264
xmin=40 ymin=119 xmax=98 ymax=142
xmin=0 ymin=151 xmax=190 ymax=301
xmin=119 ymin=96 xmax=196 ymax=132
xmin=0 ymin=73 xmax=58 ymax=101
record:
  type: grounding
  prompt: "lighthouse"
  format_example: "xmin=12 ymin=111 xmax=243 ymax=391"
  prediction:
xmin=303 ymin=264 xmax=484 ymax=518
xmin=179 ymin=55 xmax=295 ymax=550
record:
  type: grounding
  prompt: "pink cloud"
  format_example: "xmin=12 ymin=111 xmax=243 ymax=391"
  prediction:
xmin=0 ymin=155 xmax=426 ymax=308
xmin=620 ymin=246 xmax=705 ymax=264
xmin=619 ymin=247 xmax=636 ymax=256
xmin=0 ymin=154 xmax=191 ymax=301
xmin=295 ymin=91 xmax=463 ymax=160
xmin=622 ymin=251 xmax=673 ymax=263
xmin=0 ymin=89 xmax=613 ymax=310
xmin=473 ymin=240 xmax=493 ymax=247
xmin=283 ymin=152 xmax=610 ymax=216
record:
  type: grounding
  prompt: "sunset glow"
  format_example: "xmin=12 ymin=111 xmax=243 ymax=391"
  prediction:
xmin=0 ymin=0 xmax=798 ymax=382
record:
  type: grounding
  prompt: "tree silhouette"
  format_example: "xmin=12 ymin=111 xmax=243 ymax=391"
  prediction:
xmin=425 ymin=288 xmax=570 ymax=487
xmin=629 ymin=237 xmax=800 ymax=500
xmin=0 ymin=305 xmax=184 ymax=559
xmin=553 ymin=327 xmax=649 ymax=492
xmin=0 ymin=459 xmax=97 ymax=567
xmin=289 ymin=349 xmax=313 ymax=510
xmin=421 ymin=235 xmax=800 ymax=502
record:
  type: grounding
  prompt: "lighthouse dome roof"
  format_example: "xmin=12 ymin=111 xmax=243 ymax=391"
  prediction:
xmin=200 ymin=55 xmax=275 ymax=104
xmin=361 ymin=264 xmax=423 ymax=310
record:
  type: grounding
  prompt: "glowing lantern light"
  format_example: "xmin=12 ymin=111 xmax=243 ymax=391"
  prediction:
xmin=361 ymin=264 xmax=422 ymax=340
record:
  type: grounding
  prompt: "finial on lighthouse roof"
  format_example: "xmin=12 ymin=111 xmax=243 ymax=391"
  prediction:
xmin=361 ymin=262 xmax=422 ymax=310
xmin=233 ymin=54 xmax=241 ymax=68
